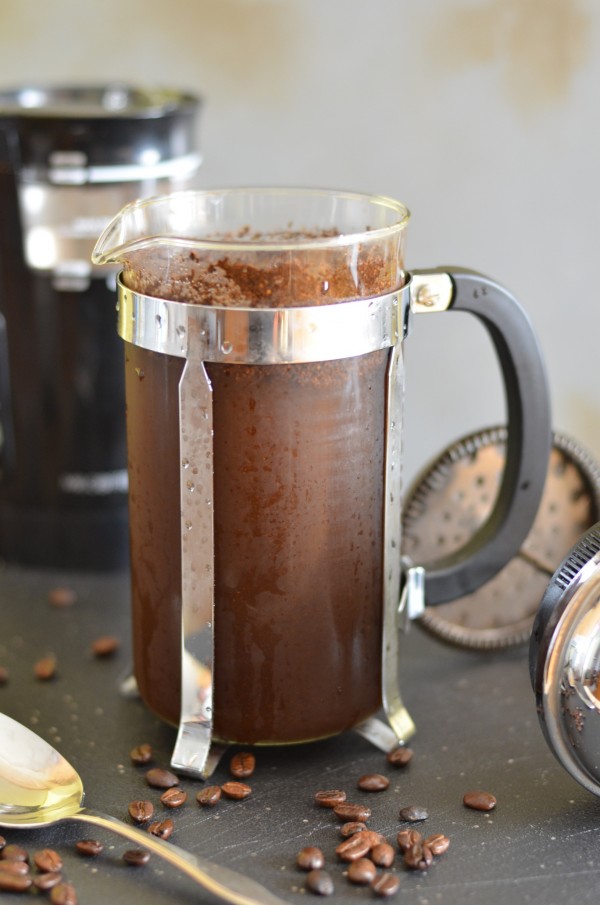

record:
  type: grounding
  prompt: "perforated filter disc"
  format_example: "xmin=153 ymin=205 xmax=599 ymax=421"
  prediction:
xmin=402 ymin=426 xmax=600 ymax=649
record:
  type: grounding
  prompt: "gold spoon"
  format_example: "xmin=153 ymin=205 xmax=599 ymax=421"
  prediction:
xmin=0 ymin=712 xmax=287 ymax=905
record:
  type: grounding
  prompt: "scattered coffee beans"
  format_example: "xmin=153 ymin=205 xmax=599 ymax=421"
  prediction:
xmin=0 ymin=860 xmax=29 ymax=875
xmin=75 ymin=840 xmax=103 ymax=857
xmin=306 ymin=868 xmax=334 ymax=896
xmin=48 ymin=587 xmax=76 ymax=608
xmin=161 ymin=787 xmax=187 ymax=809
xmin=230 ymin=751 xmax=256 ymax=779
xmin=423 ymin=833 xmax=450 ymax=856
xmin=357 ymin=773 xmax=389 ymax=792
xmin=148 ymin=819 xmax=174 ymax=840
xmin=314 ymin=789 xmax=346 ymax=808
xmin=130 ymin=743 xmax=153 ymax=765
xmin=339 ymin=821 xmax=367 ymax=837
xmin=197 ymin=785 xmax=222 ymax=807
xmin=371 ymin=842 xmax=395 ymax=868
xmin=128 ymin=800 xmax=154 ymax=823
xmin=0 ymin=872 xmax=32 ymax=892
xmin=463 ymin=791 xmax=496 ymax=812
xmin=404 ymin=842 xmax=433 ymax=872
xmin=221 ymin=781 xmax=252 ymax=800
xmin=91 ymin=636 xmax=120 ymax=658
xmin=34 ymin=655 xmax=57 ymax=681
xmin=33 ymin=872 xmax=63 ymax=891
xmin=123 ymin=849 xmax=150 ymax=867
xmin=396 ymin=828 xmax=422 ymax=852
xmin=386 ymin=746 xmax=413 ymax=768
xmin=296 ymin=847 xmax=325 ymax=871
xmin=34 ymin=849 xmax=63 ymax=873
xmin=50 ymin=881 xmax=78 ymax=905
xmin=347 ymin=857 xmax=377 ymax=885
xmin=372 ymin=871 xmax=400 ymax=897
xmin=1 ymin=843 xmax=28 ymax=861
xmin=145 ymin=767 xmax=179 ymax=789
xmin=335 ymin=833 xmax=371 ymax=862
xmin=333 ymin=803 xmax=371 ymax=822
xmin=399 ymin=805 xmax=428 ymax=823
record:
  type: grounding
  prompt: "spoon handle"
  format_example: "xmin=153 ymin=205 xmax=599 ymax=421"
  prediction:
xmin=69 ymin=809 xmax=289 ymax=905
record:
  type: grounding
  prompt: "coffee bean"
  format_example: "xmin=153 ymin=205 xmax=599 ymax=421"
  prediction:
xmin=1 ymin=843 xmax=28 ymax=861
xmin=296 ymin=847 xmax=325 ymax=871
xmin=396 ymin=828 xmax=422 ymax=851
xmin=463 ymin=790 xmax=496 ymax=811
xmin=34 ymin=849 xmax=63 ymax=873
xmin=0 ymin=860 xmax=30 ymax=875
xmin=230 ymin=751 xmax=256 ymax=779
xmin=145 ymin=767 xmax=179 ymax=789
xmin=306 ymin=868 xmax=334 ymax=896
xmin=33 ymin=872 xmax=63 ymax=891
xmin=48 ymin=587 xmax=77 ymax=608
xmin=386 ymin=746 xmax=413 ymax=768
xmin=197 ymin=785 xmax=222 ymax=807
xmin=34 ymin=655 xmax=57 ymax=681
xmin=333 ymin=803 xmax=371 ymax=822
xmin=314 ymin=789 xmax=346 ymax=808
xmin=0 ymin=665 xmax=8 ymax=685
xmin=423 ymin=833 xmax=450 ymax=856
xmin=50 ymin=881 xmax=78 ymax=905
xmin=130 ymin=743 xmax=153 ymax=765
xmin=91 ymin=635 xmax=120 ymax=657
xmin=404 ymin=842 xmax=433 ymax=871
xmin=372 ymin=872 xmax=401 ymax=897
xmin=335 ymin=833 xmax=371 ymax=862
xmin=371 ymin=842 xmax=395 ymax=868
xmin=399 ymin=805 xmax=428 ymax=822
xmin=0 ymin=871 xmax=32 ymax=892
xmin=148 ymin=818 xmax=174 ymax=840
xmin=339 ymin=821 xmax=367 ymax=837
xmin=357 ymin=773 xmax=390 ymax=792
xmin=358 ymin=830 xmax=387 ymax=849
xmin=347 ymin=857 xmax=377 ymax=885
xmin=221 ymin=781 xmax=252 ymax=800
xmin=75 ymin=839 xmax=104 ymax=857
xmin=161 ymin=787 xmax=187 ymax=809
xmin=128 ymin=800 xmax=154 ymax=823
xmin=123 ymin=849 xmax=150 ymax=867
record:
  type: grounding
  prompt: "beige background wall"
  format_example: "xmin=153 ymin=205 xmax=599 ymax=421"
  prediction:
xmin=0 ymin=0 xmax=597 ymax=483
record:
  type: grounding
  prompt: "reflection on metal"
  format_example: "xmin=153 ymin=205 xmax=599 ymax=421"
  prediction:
xmin=170 ymin=359 xmax=217 ymax=778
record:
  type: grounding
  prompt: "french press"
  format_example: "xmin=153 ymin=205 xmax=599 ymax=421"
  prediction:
xmin=93 ymin=188 xmax=551 ymax=775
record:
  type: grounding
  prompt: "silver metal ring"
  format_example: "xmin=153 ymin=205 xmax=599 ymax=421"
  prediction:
xmin=117 ymin=276 xmax=410 ymax=364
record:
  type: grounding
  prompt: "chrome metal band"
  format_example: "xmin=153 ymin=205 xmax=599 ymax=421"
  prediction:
xmin=117 ymin=276 xmax=410 ymax=364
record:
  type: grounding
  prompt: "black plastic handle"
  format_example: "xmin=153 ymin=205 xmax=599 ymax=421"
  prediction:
xmin=414 ymin=267 xmax=552 ymax=605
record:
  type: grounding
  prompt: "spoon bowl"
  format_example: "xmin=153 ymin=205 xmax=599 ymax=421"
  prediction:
xmin=0 ymin=712 xmax=286 ymax=905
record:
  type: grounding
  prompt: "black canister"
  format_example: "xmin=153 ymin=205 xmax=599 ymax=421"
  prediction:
xmin=0 ymin=85 xmax=201 ymax=569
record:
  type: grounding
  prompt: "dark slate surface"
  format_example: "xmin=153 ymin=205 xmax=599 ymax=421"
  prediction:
xmin=1 ymin=565 xmax=600 ymax=904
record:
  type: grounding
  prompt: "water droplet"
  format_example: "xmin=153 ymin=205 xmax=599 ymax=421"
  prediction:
xmin=186 ymin=481 xmax=195 ymax=492
xmin=185 ymin=521 xmax=193 ymax=531
xmin=221 ymin=340 xmax=233 ymax=355
xmin=134 ymin=368 xmax=145 ymax=380
xmin=181 ymin=458 xmax=190 ymax=469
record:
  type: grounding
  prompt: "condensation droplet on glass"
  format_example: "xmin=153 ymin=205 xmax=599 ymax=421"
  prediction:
xmin=181 ymin=458 xmax=190 ymax=469
xmin=134 ymin=367 xmax=145 ymax=380
xmin=200 ymin=407 xmax=209 ymax=420
xmin=185 ymin=521 xmax=193 ymax=531
xmin=221 ymin=340 xmax=233 ymax=355
xmin=186 ymin=481 xmax=195 ymax=492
